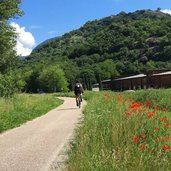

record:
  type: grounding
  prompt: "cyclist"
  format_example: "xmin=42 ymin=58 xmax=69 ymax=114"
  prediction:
xmin=74 ymin=80 xmax=84 ymax=106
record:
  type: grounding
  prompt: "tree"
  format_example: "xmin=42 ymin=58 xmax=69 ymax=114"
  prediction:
xmin=162 ymin=45 xmax=171 ymax=61
xmin=38 ymin=65 xmax=68 ymax=92
xmin=156 ymin=8 xmax=161 ymax=11
xmin=95 ymin=60 xmax=119 ymax=90
xmin=80 ymin=68 xmax=95 ymax=90
xmin=95 ymin=60 xmax=119 ymax=80
xmin=0 ymin=0 xmax=22 ymax=73
xmin=0 ymin=72 xmax=25 ymax=97
xmin=60 ymin=61 xmax=79 ymax=90
xmin=116 ymin=61 xmax=126 ymax=75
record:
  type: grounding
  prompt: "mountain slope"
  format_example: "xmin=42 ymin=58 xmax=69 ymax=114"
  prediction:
xmin=24 ymin=9 xmax=171 ymax=90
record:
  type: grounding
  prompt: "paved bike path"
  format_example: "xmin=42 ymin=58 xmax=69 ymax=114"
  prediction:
xmin=0 ymin=97 xmax=85 ymax=171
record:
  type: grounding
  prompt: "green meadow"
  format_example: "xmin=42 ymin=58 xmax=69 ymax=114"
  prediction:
xmin=0 ymin=94 xmax=63 ymax=133
xmin=65 ymin=89 xmax=171 ymax=171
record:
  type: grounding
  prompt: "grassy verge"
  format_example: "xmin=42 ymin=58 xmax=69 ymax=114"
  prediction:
xmin=0 ymin=94 xmax=63 ymax=133
xmin=125 ymin=88 xmax=171 ymax=111
xmin=65 ymin=90 xmax=171 ymax=171
xmin=54 ymin=91 xmax=75 ymax=97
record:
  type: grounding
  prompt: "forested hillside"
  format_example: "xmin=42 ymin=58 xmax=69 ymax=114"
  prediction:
xmin=22 ymin=9 xmax=171 ymax=92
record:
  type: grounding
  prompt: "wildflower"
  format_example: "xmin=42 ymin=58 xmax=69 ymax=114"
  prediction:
xmin=141 ymin=134 xmax=146 ymax=139
xmin=153 ymin=105 xmax=159 ymax=110
xmin=162 ymin=108 xmax=167 ymax=111
xmin=156 ymin=106 xmax=159 ymax=110
xmin=117 ymin=95 xmax=122 ymax=102
xmin=162 ymin=145 xmax=169 ymax=151
xmin=147 ymin=110 xmax=155 ymax=119
xmin=161 ymin=137 xmax=171 ymax=141
xmin=161 ymin=117 xmax=167 ymax=122
xmin=166 ymin=124 xmax=171 ymax=127
xmin=147 ymin=114 xmax=153 ymax=119
xmin=155 ymin=128 xmax=159 ymax=131
xmin=144 ymin=101 xmax=151 ymax=107
xmin=139 ymin=145 xmax=145 ymax=150
xmin=132 ymin=136 xmax=139 ymax=143
xmin=131 ymin=102 xmax=141 ymax=109
xmin=140 ymin=109 xmax=146 ymax=113
xmin=126 ymin=112 xmax=131 ymax=117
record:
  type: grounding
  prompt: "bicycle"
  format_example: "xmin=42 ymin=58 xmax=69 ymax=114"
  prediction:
xmin=76 ymin=93 xmax=82 ymax=108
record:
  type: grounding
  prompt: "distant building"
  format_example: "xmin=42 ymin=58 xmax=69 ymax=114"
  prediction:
xmin=149 ymin=71 xmax=171 ymax=89
xmin=92 ymin=70 xmax=171 ymax=91
xmin=112 ymin=74 xmax=147 ymax=91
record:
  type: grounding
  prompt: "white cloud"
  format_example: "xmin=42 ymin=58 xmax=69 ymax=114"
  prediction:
xmin=161 ymin=9 xmax=171 ymax=15
xmin=10 ymin=22 xmax=36 ymax=56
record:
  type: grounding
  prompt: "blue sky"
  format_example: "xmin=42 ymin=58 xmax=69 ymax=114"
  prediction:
xmin=11 ymin=0 xmax=171 ymax=56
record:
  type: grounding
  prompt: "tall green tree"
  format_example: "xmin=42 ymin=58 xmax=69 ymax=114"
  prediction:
xmin=0 ymin=0 xmax=22 ymax=73
xmin=0 ymin=72 xmax=25 ymax=97
xmin=80 ymin=68 xmax=95 ymax=90
xmin=38 ymin=65 xmax=68 ymax=92
xmin=95 ymin=60 xmax=119 ymax=80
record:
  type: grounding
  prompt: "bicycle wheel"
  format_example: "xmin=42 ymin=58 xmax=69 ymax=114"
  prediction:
xmin=78 ymin=95 xmax=81 ymax=108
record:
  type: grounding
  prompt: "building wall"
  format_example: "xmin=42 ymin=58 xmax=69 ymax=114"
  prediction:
xmin=150 ymin=75 xmax=171 ymax=88
xmin=111 ymin=74 xmax=171 ymax=91
xmin=112 ymin=77 xmax=147 ymax=91
xmin=100 ymin=73 xmax=171 ymax=91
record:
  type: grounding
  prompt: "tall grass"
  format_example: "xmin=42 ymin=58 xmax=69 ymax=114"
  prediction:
xmin=0 ymin=94 xmax=63 ymax=133
xmin=54 ymin=91 xmax=75 ymax=97
xmin=126 ymin=88 xmax=171 ymax=111
xmin=65 ymin=90 xmax=171 ymax=171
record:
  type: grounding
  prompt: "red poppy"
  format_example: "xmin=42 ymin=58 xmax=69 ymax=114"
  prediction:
xmin=140 ymin=109 xmax=146 ymax=113
xmin=153 ymin=105 xmax=159 ymax=110
xmin=118 ymin=95 xmax=122 ymax=102
xmin=141 ymin=134 xmax=146 ymax=139
xmin=156 ymin=106 xmax=159 ymax=110
xmin=166 ymin=124 xmax=171 ymax=127
xmin=162 ymin=145 xmax=169 ymax=151
xmin=161 ymin=117 xmax=167 ymax=122
xmin=139 ymin=145 xmax=145 ymax=150
xmin=162 ymin=108 xmax=167 ymax=111
xmin=155 ymin=128 xmax=159 ymax=131
xmin=161 ymin=137 xmax=171 ymax=141
xmin=133 ymin=136 xmax=139 ymax=143
xmin=126 ymin=112 xmax=131 ymax=117
xmin=130 ymin=102 xmax=142 ymax=109
xmin=147 ymin=110 xmax=155 ymax=119
xmin=144 ymin=101 xmax=151 ymax=107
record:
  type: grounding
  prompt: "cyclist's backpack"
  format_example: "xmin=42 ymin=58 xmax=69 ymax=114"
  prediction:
xmin=75 ymin=83 xmax=82 ymax=93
